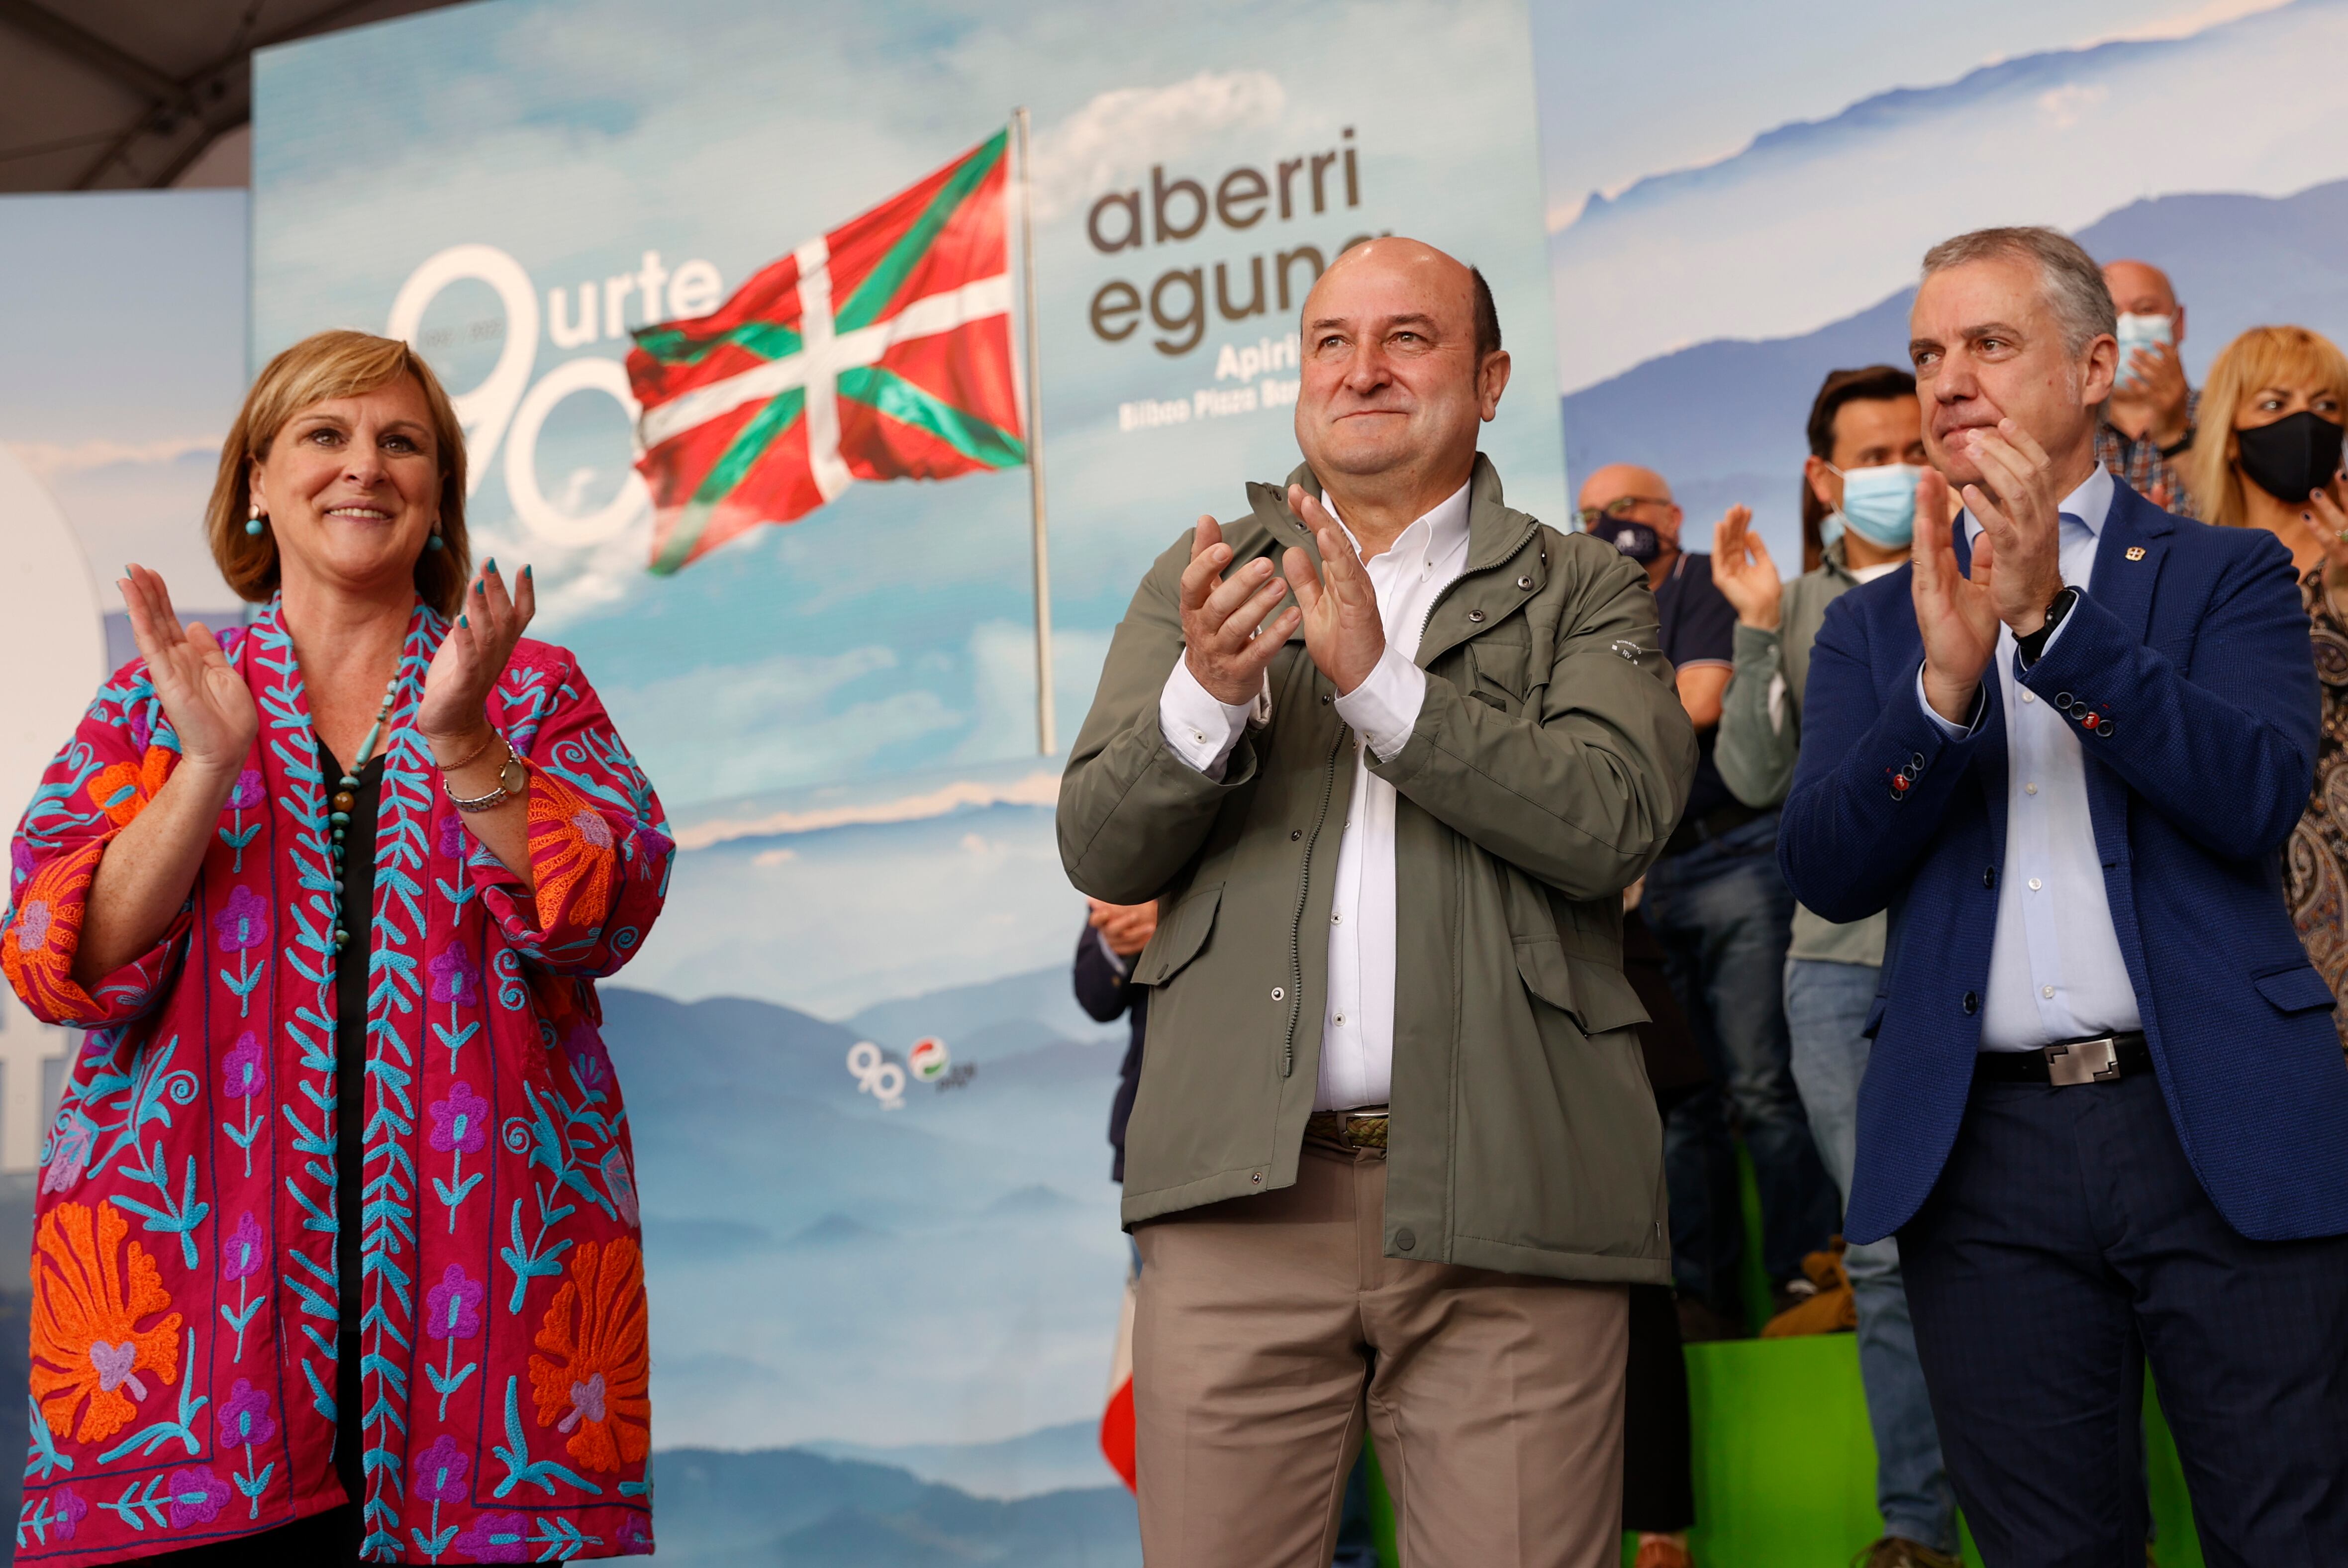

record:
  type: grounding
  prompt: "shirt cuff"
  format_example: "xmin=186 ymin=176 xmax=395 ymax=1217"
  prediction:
xmin=1914 ymin=661 xmax=1987 ymax=740
xmin=1333 ymin=644 xmax=1428 ymax=763
xmin=1160 ymin=656 xmax=1264 ymax=780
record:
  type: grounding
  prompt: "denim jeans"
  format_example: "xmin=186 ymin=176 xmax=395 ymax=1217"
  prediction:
xmin=1643 ymin=810 xmax=1837 ymax=1310
xmin=1784 ymin=957 xmax=1957 ymax=1555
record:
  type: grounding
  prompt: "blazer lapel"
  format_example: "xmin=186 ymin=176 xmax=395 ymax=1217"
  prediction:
xmin=2085 ymin=482 xmax=2171 ymax=651
xmin=2078 ymin=483 xmax=2171 ymax=864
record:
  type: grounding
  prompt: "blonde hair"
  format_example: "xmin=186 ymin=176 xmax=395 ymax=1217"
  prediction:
xmin=2187 ymin=325 xmax=2348 ymax=529
xmin=205 ymin=329 xmax=471 ymax=615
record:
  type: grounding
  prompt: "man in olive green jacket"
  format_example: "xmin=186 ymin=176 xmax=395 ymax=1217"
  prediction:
xmin=1059 ymin=237 xmax=1694 ymax=1567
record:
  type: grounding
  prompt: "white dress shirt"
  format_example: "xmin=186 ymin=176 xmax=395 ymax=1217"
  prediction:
xmin=1159 ymin=481 xmax=1473 ymax=1108
xmin=1918 ymin=463 xmax=2142 ymax=1051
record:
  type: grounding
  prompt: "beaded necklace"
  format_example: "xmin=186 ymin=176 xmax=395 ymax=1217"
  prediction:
xmin=328 ymin=671 xmax=404 ymax=954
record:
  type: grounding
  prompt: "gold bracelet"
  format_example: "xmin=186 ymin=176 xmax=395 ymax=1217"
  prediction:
xmin=433 ymin=729 xmax=498 ymax=774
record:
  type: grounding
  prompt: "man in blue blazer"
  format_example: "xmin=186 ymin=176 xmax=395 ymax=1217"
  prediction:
xmin=1780 ymin=226 xmax=2348 ymax=1564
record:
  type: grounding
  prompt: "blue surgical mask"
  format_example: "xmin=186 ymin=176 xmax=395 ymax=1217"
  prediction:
xmin=2115 ymin=312 xmax=2174 ymax=390
xmin=1826 ymin=462 xmax=1923 ymax=549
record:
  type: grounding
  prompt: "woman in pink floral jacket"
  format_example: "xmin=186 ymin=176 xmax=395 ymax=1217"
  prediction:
xmin=1 ymin=330 xmax=670 ymax=1565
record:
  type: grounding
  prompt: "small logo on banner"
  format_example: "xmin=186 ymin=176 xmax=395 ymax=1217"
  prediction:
xmin=908 ymin=1037 xmax=952 ymax=1082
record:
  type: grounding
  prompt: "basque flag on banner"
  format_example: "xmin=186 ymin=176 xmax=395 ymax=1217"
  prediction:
xmin=625 ymin=129 xmax=1025 ymax=574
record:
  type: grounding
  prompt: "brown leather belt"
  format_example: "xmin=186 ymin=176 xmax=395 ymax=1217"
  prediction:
xmin=1305 ymin=1109 xmax=1389 ymax=1150
xmin=1974 ymin=1031 xmax=2150 ymax=1087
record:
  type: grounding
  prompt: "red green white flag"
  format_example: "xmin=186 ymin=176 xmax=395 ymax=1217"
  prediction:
xmin=626 ymin=129 xmax=1025 ymax=575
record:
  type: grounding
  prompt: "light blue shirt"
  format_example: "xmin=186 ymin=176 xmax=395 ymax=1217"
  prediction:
xmin=1918 ymin=464 xmax=2142 ymax=1051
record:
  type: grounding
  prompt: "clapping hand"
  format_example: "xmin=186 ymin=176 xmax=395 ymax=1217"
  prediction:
xmin=2310 ymin=481 xmax=2348 ymax=575
xmin=1957 ymin=418 xmax=2067 ymax=636
xmin=1910 ymin=469 xmax=2001 ymax=725
xmin=1281 ymin=485 xmax=1387 ymax=696
xmin=119 ymin=565 xmax=258 ymax=780
xmin=1710 ymin=505 xmax=1781 ymax=631
xmin=1087 ymin=897 xmax=1159 ymax=960
xmin=1179 ymin=517 xmax=1302 ymax=706
xmin=419 ymin=560 xmax=536 ymax=753
xmin=2113 ymin=341 xmax=2192 ymax=449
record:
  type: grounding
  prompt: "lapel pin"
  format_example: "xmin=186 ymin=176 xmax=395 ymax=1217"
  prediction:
xmin=2125 ymin=546 xmax=2146 ymax=561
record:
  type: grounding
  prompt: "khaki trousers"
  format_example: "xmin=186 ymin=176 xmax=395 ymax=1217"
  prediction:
xmin=1132 ymin=1142 xmax=1629 ymax=1568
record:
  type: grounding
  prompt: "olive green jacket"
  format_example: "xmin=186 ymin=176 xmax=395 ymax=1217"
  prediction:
xmin=1712 ymin=537 xmax=1888 ymax=967
xmin=1058 ymin=455 xmax=1696 ymax=1283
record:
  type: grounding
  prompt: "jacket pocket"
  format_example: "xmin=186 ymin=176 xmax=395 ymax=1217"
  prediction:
xmin=1466 ymin=637 xmax=1531 ymax=707
xmin=1861 ymin=993 xmax=1888 ymax=1040
xmin=1514 ymin=939 xmax=1650 ymax=1036
xmin=1133 ymin=883 xmax=1222 ymax=987
xmin=2252 ymin=962 xmax=2338 ymax=1015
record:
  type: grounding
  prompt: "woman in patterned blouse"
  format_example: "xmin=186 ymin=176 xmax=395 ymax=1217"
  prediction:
xmin=1 ymin=330 xmax=670 ymax=1565
xmin=2185 ymin=325 xmax=2348 ymax=1042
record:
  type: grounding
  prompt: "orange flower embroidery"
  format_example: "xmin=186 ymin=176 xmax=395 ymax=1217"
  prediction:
xmin=526 ymin=771 xmax=618 ymax=937
xmin=86 ymin=746 xmax=174 ymax=828
xmin=29 ymin=1199 xmax=184 ymax=1445
xmin=2 ymin=839 xmax=105 ymax=1021
xmin=528 ymin=1237 xmax=650 ymax=1472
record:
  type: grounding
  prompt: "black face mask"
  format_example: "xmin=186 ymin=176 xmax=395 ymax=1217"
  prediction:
xmin=2236 ymin=410 xmax=2347 ymax=504
xmin=1588 ymin=517 xmax=1662 ymax=564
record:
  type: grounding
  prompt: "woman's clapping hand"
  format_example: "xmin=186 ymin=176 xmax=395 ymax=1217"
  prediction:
xmin=119 ymin=564 xmax=259 ymax=778
xmin=418 ymin=559 xmax=537 ymax=749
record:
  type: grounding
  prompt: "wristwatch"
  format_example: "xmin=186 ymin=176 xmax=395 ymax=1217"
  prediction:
xmin=2015 ymin=587 xmax=2079 ymax=668
xmin=445 ymin=736 xmax=528 ymax=813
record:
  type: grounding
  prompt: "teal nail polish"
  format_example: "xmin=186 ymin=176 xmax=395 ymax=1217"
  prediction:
xmin=458 ymin=614 xmax=469 ymax=629
xmin=521 ymin=565 xmax=532 ymax=579
xmin=483 ymin=557 xmax=496 ymax=573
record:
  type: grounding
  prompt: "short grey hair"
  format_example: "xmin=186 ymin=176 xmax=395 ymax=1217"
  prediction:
xmin=1920 ymin=226 xmax=2117 ymax=358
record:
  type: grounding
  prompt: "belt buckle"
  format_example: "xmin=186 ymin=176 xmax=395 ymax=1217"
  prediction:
xmin=2044 ymin=1037 xmax=2121 ymax=1087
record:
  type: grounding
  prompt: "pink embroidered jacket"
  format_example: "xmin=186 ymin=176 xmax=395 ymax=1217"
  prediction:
xmin=1 ymin=600 xmax=670 ymax=1564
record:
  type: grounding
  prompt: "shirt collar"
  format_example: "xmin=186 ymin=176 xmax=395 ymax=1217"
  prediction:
xmin=1959 ymin=461 xmax=2114 ymax=540
xmin=1324 ymin=479 xmax=1473 ymax=568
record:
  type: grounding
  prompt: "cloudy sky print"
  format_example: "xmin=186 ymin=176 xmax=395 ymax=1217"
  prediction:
xmin=1539 ymin=0 xmax=2348 ymax=566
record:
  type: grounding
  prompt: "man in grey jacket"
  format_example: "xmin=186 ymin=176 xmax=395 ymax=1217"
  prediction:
xmin=1710 ymin=365 xmax=1958 ymax=1568
xmin=1059 ymin=237 xmax=1694 ymax=1567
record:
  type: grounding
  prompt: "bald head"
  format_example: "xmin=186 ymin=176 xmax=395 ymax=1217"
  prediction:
xmin=1578 ymin=464 xmax=1674 ymax=512
xmin=1576 ymin=463 xmax=1684 ymax=570
xmin=2103 ymin=259 xmax=2179 ymax=321
xmin=1292 ymin=235 xmax=1511 ymax=529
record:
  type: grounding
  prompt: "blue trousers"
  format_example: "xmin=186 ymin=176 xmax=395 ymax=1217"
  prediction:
xmin=1785 ymin=958 xmax=1957 ymax=1555
xmin=1901 ymin=1067 xmax=2348 ymax=1566
xmin=1643 ymin=811 xmax=1838 ymax=1307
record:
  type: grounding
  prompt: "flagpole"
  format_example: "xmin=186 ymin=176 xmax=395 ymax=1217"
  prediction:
xmin=1014 ymin=106 xmax=1056 ymax=757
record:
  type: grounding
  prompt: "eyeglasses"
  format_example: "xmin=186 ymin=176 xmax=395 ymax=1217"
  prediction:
xmin=1575 ymin=494 xmax=1672 ymax=528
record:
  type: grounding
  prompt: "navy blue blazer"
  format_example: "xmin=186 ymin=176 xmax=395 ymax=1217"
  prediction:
xmin=1779 ymin=480 xmax=2348 ymax=1245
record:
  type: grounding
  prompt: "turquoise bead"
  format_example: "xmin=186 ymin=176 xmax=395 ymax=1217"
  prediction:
xmin=330 ymin=811 xmax=350 ymax=825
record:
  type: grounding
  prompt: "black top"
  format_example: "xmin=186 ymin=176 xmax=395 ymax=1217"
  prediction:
xmin=321 ymin=741 xmax=382 ymax=1519
xmin=1652 ymin=551 xmax=1738 ymax=828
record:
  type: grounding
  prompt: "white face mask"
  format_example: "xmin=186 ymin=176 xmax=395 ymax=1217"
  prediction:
xmin=2114 ymin=312 xmax=2174 ymax=391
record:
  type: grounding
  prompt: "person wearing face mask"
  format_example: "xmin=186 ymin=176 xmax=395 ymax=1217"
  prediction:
xmin=2185 ymin=324 xmax=2348 ymax=1042
xmin=1578 ymin=465 xmax=1839 ymax=1346
xmin=2097 ymin=258 xmax=2200 ymax=516
xmin=1710 ymin=366 xmax=1958 ymax=1568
